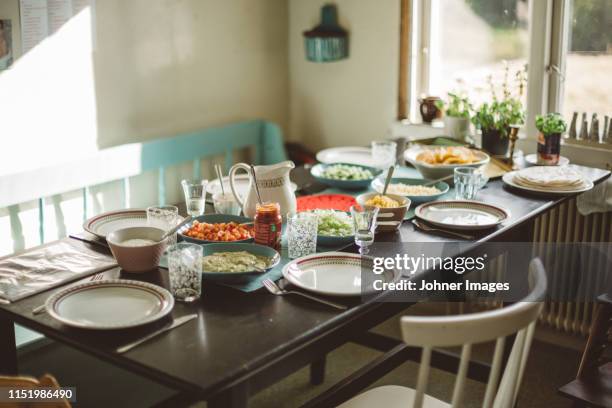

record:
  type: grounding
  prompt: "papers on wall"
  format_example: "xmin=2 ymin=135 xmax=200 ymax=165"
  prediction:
xmin=20 ymin=0 xmax=90 ymax=54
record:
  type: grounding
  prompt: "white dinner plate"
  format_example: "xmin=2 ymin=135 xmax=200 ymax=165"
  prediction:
xmin=316 ymin=147 xmax=382 ymax=168
xmin=502 ymin=171 xmax=594 ymax=195
xmin=415 ymin=201 xmax=509 ymax=231
xmin=84 ymin=209 xmax=148 ymax=238
xmin=282 ymin=252 xmax=392 ymax=297
xmin=46 ymin=279 xmax=174 ymax=330
xmin=524 ymin=153 xmax=569 ymax=167
xmin=208 ymin=174 xmax=297 ymax=199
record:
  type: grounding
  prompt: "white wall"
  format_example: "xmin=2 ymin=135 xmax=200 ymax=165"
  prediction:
xmin=288 ymin=0 xmax=399 ymax=151
xmin=94 ymin=0 xmax=289 ymax=148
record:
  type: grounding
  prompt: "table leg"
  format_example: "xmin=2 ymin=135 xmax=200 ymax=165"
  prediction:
xmin=0 ymin=316 xmax=18 ymax=375
xmin=310 ymin=356 xmax=326 ymax=385
xmin=208 ymin=382 xmax=249 ymax=408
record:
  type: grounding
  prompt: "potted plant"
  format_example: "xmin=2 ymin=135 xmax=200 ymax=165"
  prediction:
xmin=436 ymin=92 xmax=472 ymax=140
xmin=472 ymin=64 xmax=527 ymax=156
xmin=535 ymin=112 xmax=567 ymax=165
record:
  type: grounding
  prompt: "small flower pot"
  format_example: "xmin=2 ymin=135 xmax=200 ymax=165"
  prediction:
xmin=444 ymin=116 xmax=470 ymax=140
xmin=481 ymin=128 xmax=509 ymax=156
xmin=536 ymin=132 xmax=562 ymax=165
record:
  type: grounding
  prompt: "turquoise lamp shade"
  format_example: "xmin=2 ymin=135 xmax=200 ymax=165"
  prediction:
xmin=303 ymin=5 xmax=348 ymax=63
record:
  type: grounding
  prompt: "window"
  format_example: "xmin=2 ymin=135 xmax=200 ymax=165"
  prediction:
xmin=428 ymin=0 xmax=530 ymax=107
xmin=561 ymin=0 xmax=612 ymax=125
xmin=409 ymin=0 xmax=611 ymax=142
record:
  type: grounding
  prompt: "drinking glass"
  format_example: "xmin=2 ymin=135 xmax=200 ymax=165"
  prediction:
xmin=147 ymin=205 xmax=179 ymax=245
xmin=371 ymin=140 xmax=397 ymax=172
xmin=212 ymin=192 xmax=242 ymax=216
xmin=287 ymin=211 xmax=318 ymax=259
xmin=181 ymin=180 xmax=208 ymax=216
xmin=167 ymin=243 xmax=203 ymax=302
xmin=454 ymin=167 xmax=488 ymax=200
xmin=350 ymin=205 xmax=379 ymax=255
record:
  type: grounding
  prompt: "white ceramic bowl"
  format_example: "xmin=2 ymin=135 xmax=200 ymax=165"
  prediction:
xmin=403 ymin=146 xmax=489 ymax=180
xmin=107 ymin=227 xmax=167 ymax=272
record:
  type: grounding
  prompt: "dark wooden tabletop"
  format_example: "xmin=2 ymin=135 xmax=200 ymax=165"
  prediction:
xmin=0 ymin=164 xmax=609 ymax=405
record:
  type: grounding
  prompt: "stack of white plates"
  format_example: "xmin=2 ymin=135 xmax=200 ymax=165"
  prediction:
xmin=503 ymin=166 xmax=593 ymax=195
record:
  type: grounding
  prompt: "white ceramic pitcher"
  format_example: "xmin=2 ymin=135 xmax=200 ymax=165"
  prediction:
xmin=229 ymin=161 xmax=296 ymax=219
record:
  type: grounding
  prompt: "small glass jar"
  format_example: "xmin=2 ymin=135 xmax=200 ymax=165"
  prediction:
xmin=254 ymin=202 xmax=282 ymax=250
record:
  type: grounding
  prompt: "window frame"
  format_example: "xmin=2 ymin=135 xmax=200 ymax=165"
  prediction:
xmin=407 ymin=0 xmax=571 ymax=139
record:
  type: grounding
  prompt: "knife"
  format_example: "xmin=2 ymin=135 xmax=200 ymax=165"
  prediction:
xmin=116 ymin=314 xmax=198 ymax=354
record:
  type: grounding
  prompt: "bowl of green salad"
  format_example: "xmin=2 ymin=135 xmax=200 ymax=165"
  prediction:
xmin=308 ymin=209 xmax=354 ymax=246
xmin=311 ymin=163 xmax=382 ymax=190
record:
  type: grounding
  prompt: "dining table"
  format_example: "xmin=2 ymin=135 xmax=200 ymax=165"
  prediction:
xmin=0 ymin=162 xmax=609 ymax=408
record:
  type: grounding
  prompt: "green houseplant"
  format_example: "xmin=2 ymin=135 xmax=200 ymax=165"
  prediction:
xmin=436 ymin=92 xmax=472 ymax=140
xmin=472 ymin=64 xmax=527 ymax=156
xmin=535 ymin=112 xmax=567 ymax=165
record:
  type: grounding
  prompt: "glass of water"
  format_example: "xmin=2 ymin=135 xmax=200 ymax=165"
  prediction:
xmin=181 ymin=179 xmax=208 ymax=216
xmin=454 ymin=167 xmax=488 ymax=200
xmin=167 ymin=243 xmax=203 ymax=302
xmin=212 ymin=192 xmax=242 ymax=216
xmin=287 ymin=211 xmax=318 ymax=259
xmin=371 ymin=140 xmax=397 ymax=172
xmin=350 ymin=205 xmax=379 ymax=255
xmin=147 ymin=205 xmax=179 ymax=245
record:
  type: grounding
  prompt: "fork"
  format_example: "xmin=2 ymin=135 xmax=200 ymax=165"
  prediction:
xmin=412 ymin=219 xmax=475 ymax=240
xmin=32 ymin=273 xmax=105 ymax=315
xmin=262 ymin=279 xmax=347 ymax=310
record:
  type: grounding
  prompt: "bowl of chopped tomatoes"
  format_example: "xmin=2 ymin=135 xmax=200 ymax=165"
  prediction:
xmin=178 ymin=214 xmax=254 ymax=244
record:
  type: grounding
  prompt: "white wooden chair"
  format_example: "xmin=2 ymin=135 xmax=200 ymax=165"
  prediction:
xmin=339 ymin=258 xmax=547 ymax=408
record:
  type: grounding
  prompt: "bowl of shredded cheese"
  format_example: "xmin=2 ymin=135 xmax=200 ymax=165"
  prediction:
xmin=370 ymin=177 xmax=450 ymax=204
xmin=356 ymin=193 xmax=410 ymax=232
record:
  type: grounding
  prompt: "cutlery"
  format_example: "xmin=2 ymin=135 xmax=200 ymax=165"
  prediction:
xmin=158 ymin=215 xmax=193 ymax=242
xmin=381 ymin=166 xmax=395 ymax=196
xmin=116 ymin=314 xmax=198 ymax=354
xmin=423 ymin=174 xmax=454 ymax=187
xmin=214 ymin=164 xmax=226 ymax=195
xmin=412 ymin=219 xmax=475 ymax=240
xmin=250 ymin=164 xmax=263 ymax=205
xmin=69 ymin=234 xmax=109 ymax=249
xmin=262 ymin=279 xmax=347 ymax=310
xmin=32 ymin=273 xmax=104 ymax=315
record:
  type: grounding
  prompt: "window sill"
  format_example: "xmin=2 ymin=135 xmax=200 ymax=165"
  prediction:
xmin=390 ymin=121 xmax=612 ymax=170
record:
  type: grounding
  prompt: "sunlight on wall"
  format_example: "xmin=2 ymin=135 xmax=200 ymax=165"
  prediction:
xmin=0 ymin=7 xmax=96 ymax=176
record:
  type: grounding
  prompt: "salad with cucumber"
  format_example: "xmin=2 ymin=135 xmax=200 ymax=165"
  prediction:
xmin=320 ymin=164 xmax=374 ymax=181
xmin=309 ymin=209 xmax=353 ymax=237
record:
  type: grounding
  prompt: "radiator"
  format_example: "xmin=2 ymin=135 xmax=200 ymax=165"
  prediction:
xmin=534 ymin=198 xmax=611 ymax=336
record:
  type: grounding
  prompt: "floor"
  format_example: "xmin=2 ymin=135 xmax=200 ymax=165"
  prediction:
xmin=17 ymin=308 xmax=583 ymax=408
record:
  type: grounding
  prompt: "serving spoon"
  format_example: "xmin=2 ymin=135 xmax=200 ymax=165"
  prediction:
xmin=381 ymin=166 xmax=395 ymax=196
xmin=158 ymin=215 xmax=193 ymax=242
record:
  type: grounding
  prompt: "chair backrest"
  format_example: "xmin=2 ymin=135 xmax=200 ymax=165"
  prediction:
xmin=0 ymin=119 xmax=287 ymax=254
xmin=400 ymin=258 xmax=547 ymax=408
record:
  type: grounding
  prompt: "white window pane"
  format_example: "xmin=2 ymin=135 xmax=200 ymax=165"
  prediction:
xmin=563 ymin=0 xmax=612 ymax=131
xmin=429 ymin=0 xmax=530 ymax=106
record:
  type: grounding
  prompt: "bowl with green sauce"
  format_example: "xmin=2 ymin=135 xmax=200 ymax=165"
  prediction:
xmin=311 ymin=163 xmax=382 ymax=190
xmin=200 ymin=243 xmax=280 ymax=282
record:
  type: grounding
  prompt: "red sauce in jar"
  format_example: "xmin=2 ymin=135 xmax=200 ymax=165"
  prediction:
xmin=254 ymin=202 xmax=282 ymax=250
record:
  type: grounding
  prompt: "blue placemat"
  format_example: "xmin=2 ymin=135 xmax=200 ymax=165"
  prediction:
xmin=159 ymin=230 xmax=349 ymax=293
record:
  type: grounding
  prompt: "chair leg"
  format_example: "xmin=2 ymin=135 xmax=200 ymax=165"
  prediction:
xmin=577 ymin=302 xmax=612 ymax=378
xmin=310 ymin=356 xmax=326 ymax=385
